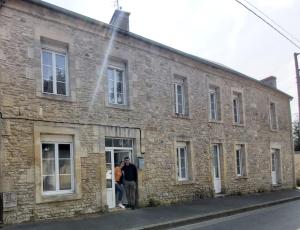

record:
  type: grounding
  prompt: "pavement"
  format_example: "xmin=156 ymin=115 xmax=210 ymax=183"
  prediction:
xmin=2 ymin=189 xmax=300 ymax=230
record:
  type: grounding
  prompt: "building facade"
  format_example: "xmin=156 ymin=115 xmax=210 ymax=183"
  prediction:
xmin=0 ymin=0 xmax=295 ymax=224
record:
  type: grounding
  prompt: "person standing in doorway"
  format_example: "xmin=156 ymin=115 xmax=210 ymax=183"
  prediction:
xmin=122 ymin=156 xmax=137 ymax=209
xmin=115 ymin=161 xmax=125 ymax=209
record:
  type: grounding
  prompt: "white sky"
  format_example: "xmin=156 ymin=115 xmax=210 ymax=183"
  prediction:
xmin=44 ymin=0 xmax=300 ymax=120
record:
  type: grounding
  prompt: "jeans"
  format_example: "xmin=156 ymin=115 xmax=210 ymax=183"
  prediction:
xmin=115 ymin=183 xmax=123 ymax=203
xmin=124 ymin=180 xmax=136 ymax=207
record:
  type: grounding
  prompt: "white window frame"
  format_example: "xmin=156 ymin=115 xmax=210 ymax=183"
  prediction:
xmin=270 ymin=102 xmax=278 ymax=130
xmin=176 ymin=142 xmax=188 ymax=181
xmin=209 ymin=88 xmax=218 ymax=120
xmin=233 ymin=95 xmax=240 ymax=124
xmin=41 ymin=142 xmax=74 ymax=195
xmin=107 ymin=65 xmax=127 ymax=105
xmin=41 ymin=49 xmax=69 ymax=96
xmin=174 ymin=83 xmax=185 ymax=115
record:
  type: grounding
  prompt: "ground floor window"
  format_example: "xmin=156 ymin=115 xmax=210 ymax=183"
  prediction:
xmin=235 ymin=144 xmax=247 ymax=176
xmin=176 ymin=142 xmax=188 ymax=181
xmin=41 ymin=142 xmax=74 ymax=195
xmin=271 ymin=148 xmax=281 ymax=185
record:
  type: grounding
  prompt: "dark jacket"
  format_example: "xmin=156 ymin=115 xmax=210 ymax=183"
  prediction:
xmin=122 ymin=163 xmax=137 ymax=182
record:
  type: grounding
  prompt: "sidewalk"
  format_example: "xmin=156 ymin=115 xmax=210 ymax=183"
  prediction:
xmin=3 ymin=189 xmax=300 ymax=230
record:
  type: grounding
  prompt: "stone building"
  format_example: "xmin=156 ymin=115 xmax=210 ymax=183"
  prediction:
xmin=0 ymin=0 xmax=295 ymax=224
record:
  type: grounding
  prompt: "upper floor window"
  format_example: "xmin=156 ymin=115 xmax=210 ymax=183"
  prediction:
xmin=270 ymin=102 xmax=278 ymax=130
xmin=174 ymin=76 xmax=188 ymax=116
xmin=232 ymin=92 xmax=244 ymax=124
xmin=209 ymin=86 xmax=221 ymax=121
xmin=176 ymin=142 xmax=189 ymax=181
xmin=107 ymin=66 xmax=126 ymax=105
xmin=42 ymin=49 xmax=68 ymax=96
xmin=41 ymin=142 xmax=74 ymax=195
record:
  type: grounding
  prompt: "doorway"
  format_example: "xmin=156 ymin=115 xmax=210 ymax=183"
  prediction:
xmin=271 ymin=149 xmax=280 ymax=185
xmin=105 ymin=138 xmax=133 ymax=208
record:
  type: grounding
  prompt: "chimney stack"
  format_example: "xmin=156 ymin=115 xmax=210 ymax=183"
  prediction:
xmin=109 ymin=10 xmax=130 ymax=31
xmin=260 ymin=76 xmax=277 ymax=89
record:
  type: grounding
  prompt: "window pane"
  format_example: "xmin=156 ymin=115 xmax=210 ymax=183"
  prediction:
xmin=176 ymin=148 xmax=180 ymax=178
xmin=113 ymin=139 xmax=122 ymax=147
xmin=107 ymin=68 xmax=114 ymax=81
xmin=43 ymin=65 xmax=53 ymax=81
xmin=59 ymin=159 xmax=71 ymax=174
xmin=109 ymin=92 xmax=115 ymax=103
xmin=108 ymin=80 xmax=114 ymax=93
xmin=57 ymin=82 xmax=66 ymax=95
xmin=42 ymin=144 xmax=55 ymax=159
xmin=123 ymin=139 xmax=132 ymax=147
xmin=117 ymin=93 xmax=124 ymax=104
xmin=56 ymin=68 xmax=66 ymax=82
xmin=177 ymin=85 xmax=182 ymax=95
xmin=116 ymin=70 xmax=123 ymax=82
xmin=56 ymin=54 xmax=65 ymax=69
xmin=58 ymin=144 xmax=70 ymax=158
xmin=106 ymin=151 xmax=111 ymax=163
xmin=105 ymin=138 xmax=113 ymax=147
xmin=117 ymin=82 xmax=123 ymax=93
xmin=236 ymin=150 xmax=241 ymax=175
xmin=59 ymin=175 xmax=71 ymax=190
xmin=43 ymin=175 xmax=56 ymax=192
xmin=43 ymin=80 xmax=53 ymax=93
xmin=42 ymin=159 xmax=55 ymax=175
xmin=42 ymin=51 xmax=52 ymax=66
xmin=177 ymin=104 xmax=183 ymax=114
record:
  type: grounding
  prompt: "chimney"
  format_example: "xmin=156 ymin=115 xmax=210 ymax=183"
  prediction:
xmin=109 ymin=10 xmax=130 ymax=31
xmin=260 ymin=76 xmax=277 ymax=89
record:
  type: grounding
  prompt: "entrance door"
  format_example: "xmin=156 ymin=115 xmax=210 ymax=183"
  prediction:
xmin=212 ymin=144 xmax=221 ymax=193
xmin=106 ymin=150 xmax=115 ymax=208
xmin=271 ymin=151 xmax=277 ymax=185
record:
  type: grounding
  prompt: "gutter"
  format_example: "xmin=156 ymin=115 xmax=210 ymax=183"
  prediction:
xmin=19 ymin=0 xmax=291 ymax=99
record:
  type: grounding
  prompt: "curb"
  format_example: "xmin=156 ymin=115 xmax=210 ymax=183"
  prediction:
xmin=134 ymin=195 xmax=300 ymax=230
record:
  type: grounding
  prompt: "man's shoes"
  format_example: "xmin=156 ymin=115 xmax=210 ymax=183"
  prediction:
xmin=118 ymin=203 xmax=125 ymax=209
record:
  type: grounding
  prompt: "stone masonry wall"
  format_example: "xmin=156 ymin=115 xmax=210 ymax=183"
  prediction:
xmin=0 ymin=0 xmax=295 ymax=224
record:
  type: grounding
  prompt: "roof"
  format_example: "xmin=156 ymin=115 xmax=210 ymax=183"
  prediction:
xmin=18 ymin=0 xmax=292 ymax=99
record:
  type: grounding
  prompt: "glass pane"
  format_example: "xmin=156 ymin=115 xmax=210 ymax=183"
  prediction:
xmin=42 ymin=144 xmax=55 ymax=159
xmin=106 ymin=179 xmax=112 ymax=188
xmin=43 ymin=80 xmax=53 ymax=93
xmin=43 ymin=175 xmax=56 ymax=192
xmin=56 ymin=54 xmax=65 ymax=69
xmin=117 ymin=93 xmax=124 ymax=104
xmin=42 ymin=159 xmax=55 ymax=175
xmin=59 ymin=144 xmax=70 ymax=158
xmin=105 ymin=138 xmax=113 ymax=147
xmin=42 ymin=51 xmax=52 ymax=66
xmin=113 ymin=139 xmax=122 ymax=147
xmin=59 ymin=175 xmax=71 ymax=190
xmin=116 ymin=70 xmax=123 ymax=82
xmin=59 ymin=159 xmax=71 ymax=174
xmin=181 ymin=166 xmax=186 ymax=178
xmin=109 ymin=92 xmax=115 ymax=103
xmin=176 ymin=148 xmax=180 ymax=177
xmin=236 ymin=150 xmax=241 ymax=174
xmin=57 ymin=82 xmax=66 ymax=95
xmin=123 ymin=139 xmax=132 ymax=147
xmin=213 ymin=146 xmax=219 ymax=178
xmin=43 ymin=65 xmax=53 ymax=81
xmin=106 ymin=151 xmax=111 ymax=163
xmin=177 ymin=85 xmax=182 ymax=95
xmin=178 ymin=104 xmax=183 ymax=114
xmin=56 ymin=68 xmax=66 ymax=82
xmin=117 ymin=82 xmax=123 ymax=93
xmin=108 ymin=80 xmax=114 ymax=93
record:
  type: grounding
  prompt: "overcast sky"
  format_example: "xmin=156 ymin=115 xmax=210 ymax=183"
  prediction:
xmin=45 ymin=0 xmax=300 ymax=119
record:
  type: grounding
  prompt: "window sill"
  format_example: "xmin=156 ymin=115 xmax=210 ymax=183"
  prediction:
xmin=37 ymin=192 xmax=81 ymax=204
xmin=272 ymin=183 xmax=282 ymax=188
xmin=175 ymin=179 xmax=194 ymax=185
xmin=235 ymin=176 xmax=248 ymax=180
xmin=270 ymin=128 xmax=279 ymax=132
xmin=38 ymin=93 xmax=75 ymax=103
xmin=173 ymin=113 xmax=191 ymax=120
xmin=105 ymin=103 xmax=132 ymax=111
xmin=232 ymin=123 xmax=245 ymax=127
xmin=208 ymin=120 xmax=223 ymax=124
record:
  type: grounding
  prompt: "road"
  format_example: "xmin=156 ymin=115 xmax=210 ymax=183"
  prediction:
xmin=172 ymin=200 xmax=300 ymax=230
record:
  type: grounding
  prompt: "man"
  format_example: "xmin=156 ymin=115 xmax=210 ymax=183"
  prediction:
xmin=115 ymin=161 xmax=125 ymax=209
xmin=122 ymin=156 xmax=137 ymax=209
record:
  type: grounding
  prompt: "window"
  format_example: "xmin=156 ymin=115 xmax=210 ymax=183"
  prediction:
xmin=41 ymin=142 xmax=74 ymax=194
xmin=176 ymin=142 xmax=188 ymax=180
xmin=212 ymin=144 xmax=220 ymax=178
xmin=235 ymin=144 xmax=246 ymax=176
xmin=232 ymin=92 xmax=243 ymax=124
xmin=107 ymin=66 xmax=126 ymax=105
xmin=174 ymin=83 xmax=185 ymax=114
xmin=42 ymin=49 xmax=68 ymax=96
xmin=209 ymin=86 xmax=221 ymax=121
xmin=270 ymin=102 xmax=278 ymax=130
xmin=271 ymin=148 xmax=281 ymax=185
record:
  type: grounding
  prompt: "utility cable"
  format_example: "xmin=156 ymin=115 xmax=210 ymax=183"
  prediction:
xmin=235 ymin=0 xmax=300 ymax=50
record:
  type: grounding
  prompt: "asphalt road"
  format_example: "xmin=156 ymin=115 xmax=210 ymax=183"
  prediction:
xmin=172 ymin=200 xmax=300 ymax=230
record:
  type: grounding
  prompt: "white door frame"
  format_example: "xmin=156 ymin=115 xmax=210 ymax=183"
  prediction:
xmin=212 ymin=144 xmax=222 ymax=193
xmin=105 ymin=147 xmax=133 ymax=208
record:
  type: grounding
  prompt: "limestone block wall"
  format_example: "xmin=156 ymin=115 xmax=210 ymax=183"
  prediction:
xmin=0 ymin=0 xmax=295 ymax=224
